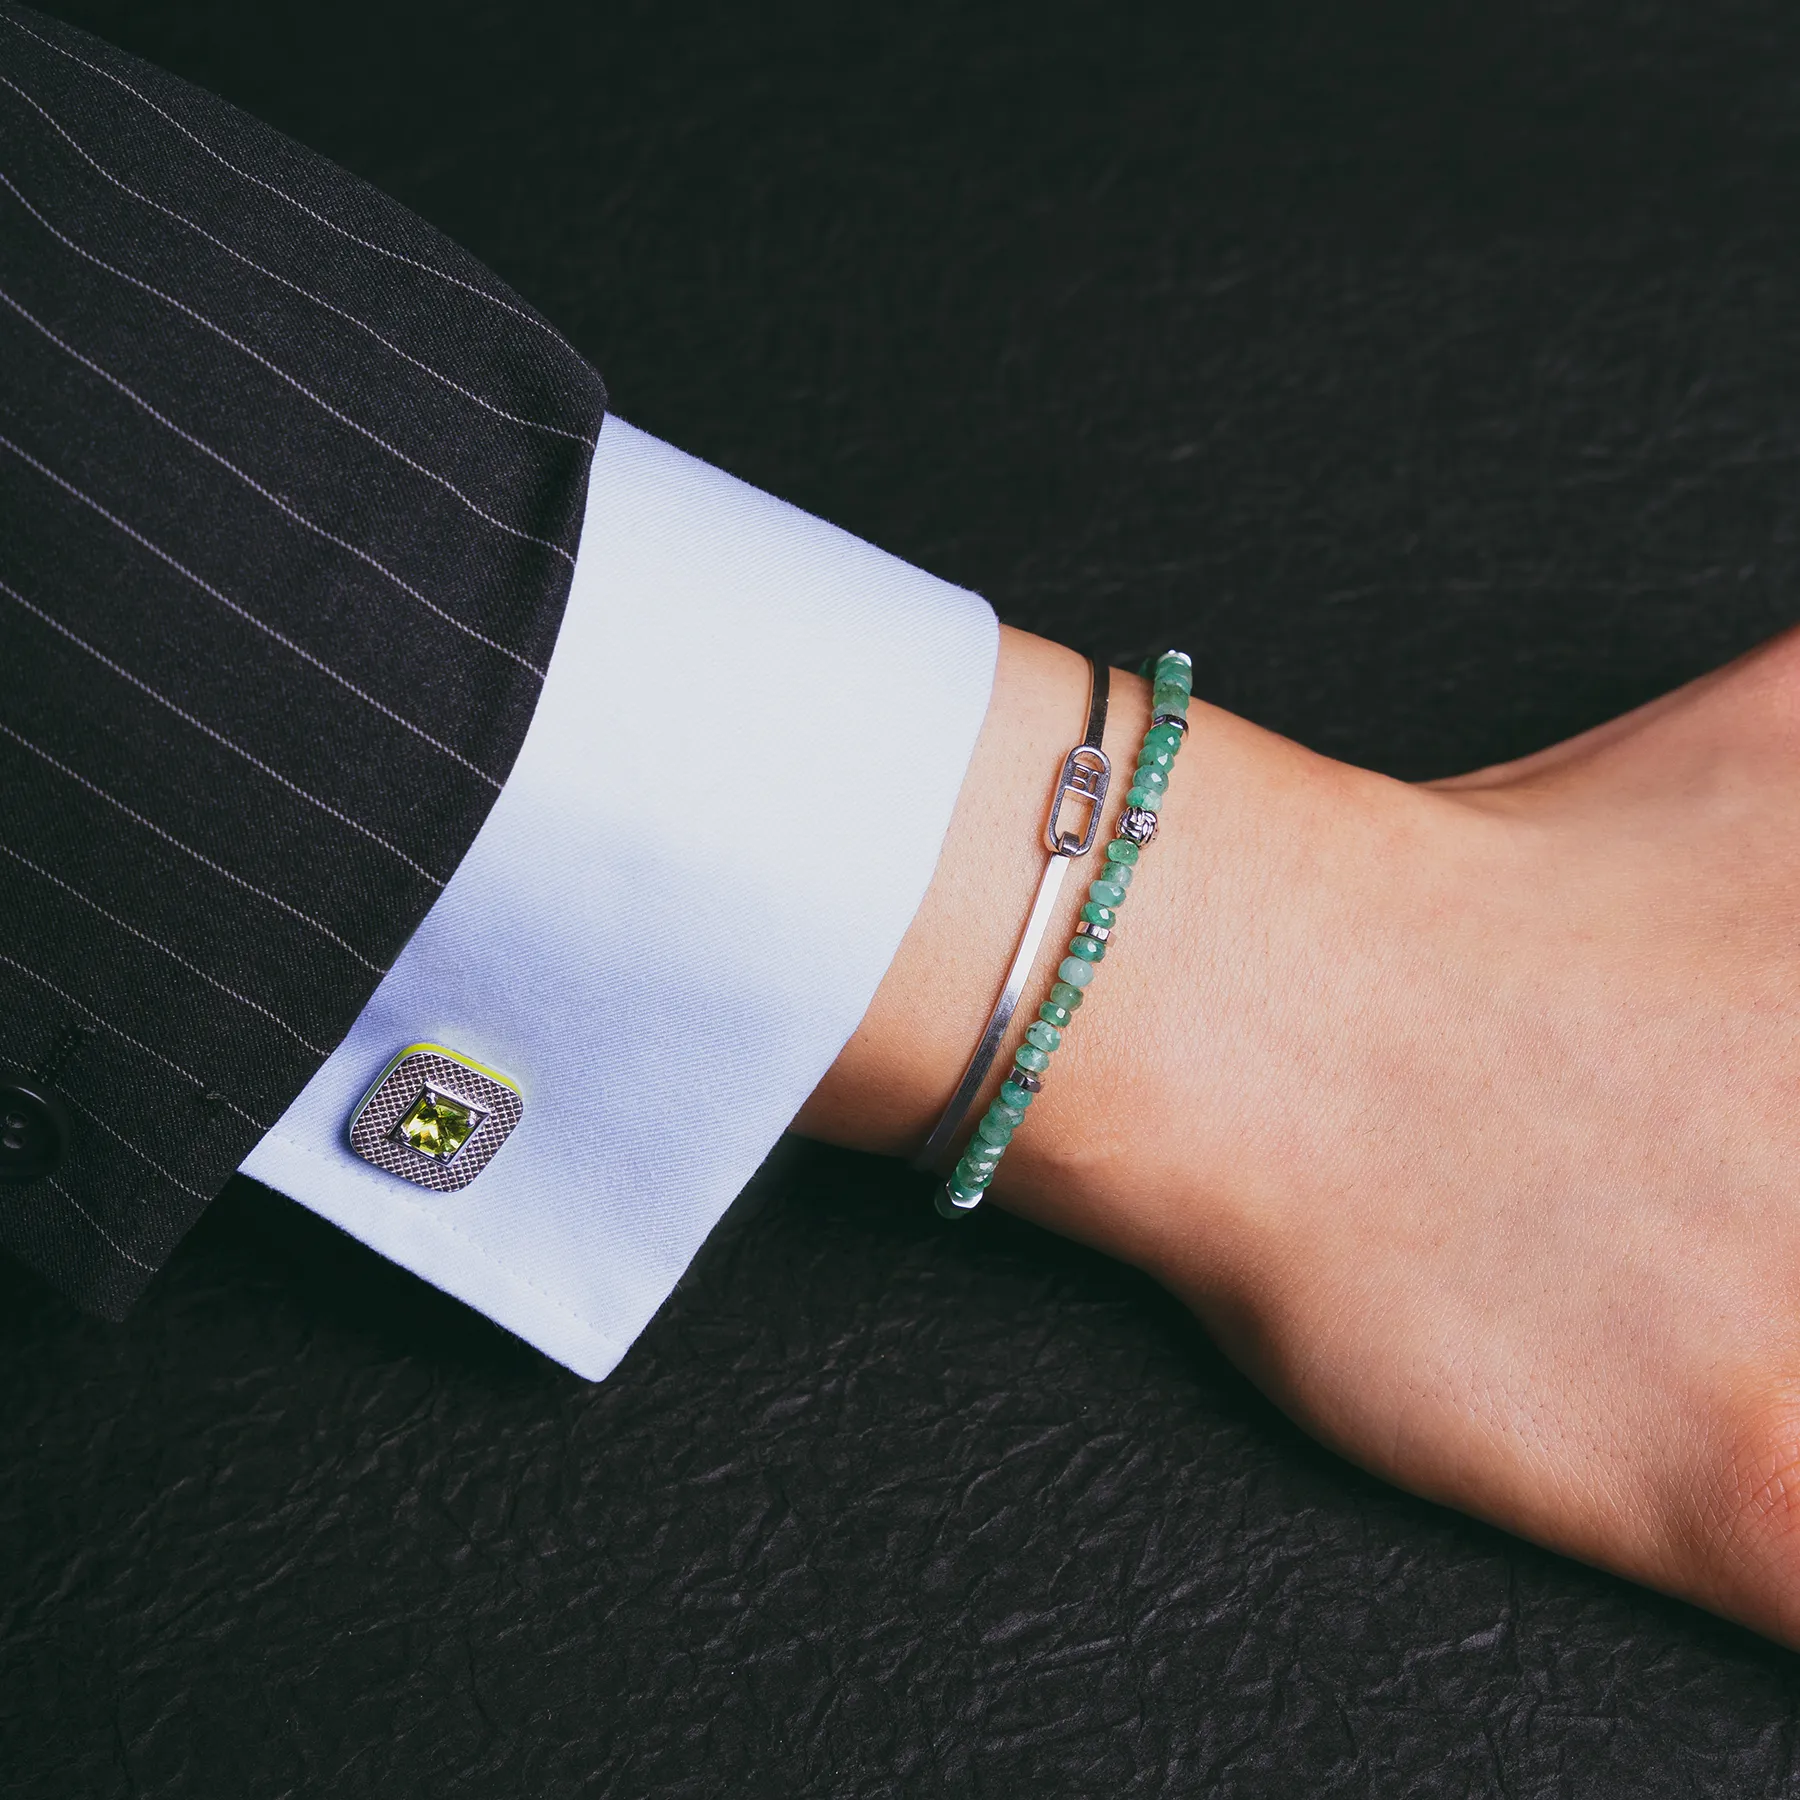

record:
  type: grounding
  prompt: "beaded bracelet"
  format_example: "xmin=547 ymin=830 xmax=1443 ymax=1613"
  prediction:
xmin=935 ymin=648 xmax=1193 ymax=1219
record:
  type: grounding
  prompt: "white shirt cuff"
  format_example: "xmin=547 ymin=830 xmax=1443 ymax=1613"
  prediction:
xmin=238 ymin=417 xmax=998 ymax=1378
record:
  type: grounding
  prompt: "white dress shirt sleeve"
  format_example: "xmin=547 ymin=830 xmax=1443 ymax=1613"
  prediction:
xmin=238 ymin=418 xmax=998 ymax=1379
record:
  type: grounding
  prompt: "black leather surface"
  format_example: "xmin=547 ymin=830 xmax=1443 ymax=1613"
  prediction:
xmin=7 ymin=2 xmax=1800 ymax=1792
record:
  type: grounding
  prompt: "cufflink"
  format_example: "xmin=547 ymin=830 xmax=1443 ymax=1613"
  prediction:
xmin=348 ymin=1043 xmax=523 ymax=1192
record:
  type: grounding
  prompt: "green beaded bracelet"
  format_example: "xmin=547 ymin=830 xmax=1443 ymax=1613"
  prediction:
xmin=937 ymin=648 xmax=1192 ymax=1217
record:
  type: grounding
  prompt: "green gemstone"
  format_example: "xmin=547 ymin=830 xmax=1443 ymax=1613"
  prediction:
xmin=1136 ymin=743 xmax=1174 ymax=775
xmin=1081 ymin=901 xmax=1116 ymax=928
xmin=1038 ymin=1000 xmax=1073 ymax=1029
xmin=999 ymin=1079 xmax=1036 ymax=1110
xmin=1056 ymin=956 xmax=1095 ymax=988
xmin=938 ymin=1183 xmax=982 ymax=1216
xmin=1088 ymin=879 xmax=1125 ymax=908
xmin=1145 ymin=724 xmax=1184 ymax=756
xmin=1049 ymin=980 xmax=1085 ymax=1011
xmin=1026 ymin=1020 xmax=1062 ymax=1054
xmin=1152 ymin=683 xmax=1190 ymax=716
xmin=394 ymin=1086 xmax=482 ymax=1160
xmin=1106 ymin=860 xmax=1134 ymax=889
xmin=1126 ymin=786 xmax=1163 ymax=811
xmin=1154 ymin=659 xmax=1193 ymax=694
xmin=975 ymin=1110 xmax=1014 ymax=1147
xmin=1014 ymin=1043 xmax=1051 ymax=1073
xmin=1105 ymin=839 xmax=1140 ymax=866
xmin=1134 ymin=765 xmax=1168 ymax=793
xmin=954 ymin=1155 xmax=996 ymax=1188
xmin=1067 ymin=934 xmax=1104 ymax=962
xmin=990 ymin=1099 xmax=1027 ymax=1129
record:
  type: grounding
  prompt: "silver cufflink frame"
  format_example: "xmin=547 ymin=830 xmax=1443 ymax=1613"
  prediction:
xmin=347 ymin=1043 xmax=524 ymax=1193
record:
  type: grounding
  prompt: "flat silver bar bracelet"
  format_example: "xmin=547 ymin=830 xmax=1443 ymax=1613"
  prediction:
xmin=930 ymin=648 xmax=1193 ymax=1219
xmin=914 ymin=656 xmax=1112 ymax=1175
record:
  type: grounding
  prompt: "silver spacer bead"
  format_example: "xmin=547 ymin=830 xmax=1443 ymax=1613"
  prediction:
xmin=1150 ymin=712 xmax=1189 ymax=736
xmin=1075 ymin=920 xmax=1111 ymax=942
xmin=1009 ymin=1068 xmax=1043 ymax=1093
xmin=1117 ymin=806 xmax=1159 ymax=845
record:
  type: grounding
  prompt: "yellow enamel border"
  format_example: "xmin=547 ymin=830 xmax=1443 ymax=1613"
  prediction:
xmin=350 ymin=1041 xmax=521 ymax=1132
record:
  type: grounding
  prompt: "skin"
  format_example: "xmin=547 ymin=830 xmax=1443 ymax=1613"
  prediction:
xmin=797 ymin=622 xmax=1800 ymax=1646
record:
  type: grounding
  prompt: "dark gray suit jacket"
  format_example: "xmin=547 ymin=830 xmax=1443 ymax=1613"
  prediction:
xmin=0 ymin=0 xmax=605 ymax=1314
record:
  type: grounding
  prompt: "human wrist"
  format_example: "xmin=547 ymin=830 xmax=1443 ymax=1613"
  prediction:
xmin=794 ymin=624 xmax=1340 ymax=1274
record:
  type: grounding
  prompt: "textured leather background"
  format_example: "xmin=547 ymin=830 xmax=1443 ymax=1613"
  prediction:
xmin=7 ymin=1 xmax=1800 ymax=1792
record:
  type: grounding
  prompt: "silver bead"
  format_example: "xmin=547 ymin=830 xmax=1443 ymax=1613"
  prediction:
xmin=1075 ymin=920 xmax=1111 ymax=943
xmin=1117 ymin=806 xmax=1159 ymax=845
xmin=1150 ymin=712 xmax=1189 ymax=736
xmin=1010 ymin=1068 xmax=1043 ymax=1093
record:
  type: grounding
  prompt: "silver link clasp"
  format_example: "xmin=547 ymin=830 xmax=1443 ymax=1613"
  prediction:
xmin=1044 ymin=745 xmax=1111 ymax=856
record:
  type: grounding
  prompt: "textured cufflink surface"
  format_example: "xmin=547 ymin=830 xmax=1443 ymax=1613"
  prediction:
xmin=348 ymin=1044 xmax=523 ymax=1192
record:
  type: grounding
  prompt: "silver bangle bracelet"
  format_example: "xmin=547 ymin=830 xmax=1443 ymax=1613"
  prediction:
xmin=913 ymin=656 xmax=1111 ymax=1173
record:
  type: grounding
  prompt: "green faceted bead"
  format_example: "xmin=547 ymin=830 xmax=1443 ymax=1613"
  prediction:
xmin=1049 ymin=980 xmax=1086 ymax=1011
xmin=1152 ymin=683 xmax=1190 ymax=716
xmin=1088 ymin=878 xmax=1125 ymax=908
xmin=1126 ymin=785 xmax=1163 ymax=811
xmin=1080 ymin=901 xmax=1116 ymax=928
xmin=1038 ymin=1001 xmax=1073 ymax=1030
xmin=937 ymin=1184 xmax=981 ymax=1217
xmin=946 ymin=1175 xmax=986 ymax=1203
xmin=1026 ymin=1020 xmax=1062 ymax=1054
xmin=999 ymin=1079 xmax=1036 ymax=1110
xmin=1145 ymin=723 xmax=1184 ymax=756
xmin=990 ymin=1099 xmax=1027 ymax=1129
xmin=954 ymin=1154 xmax=996 ymax=1188
xmin=1154 ymin=659 xmax=1193 ymax=694
xmin=1107 ymin=860 xmax=1134 ymax=889
xmin=1067 ymin=933 xmax=1104 ymax=963
xmin=1136 ymin=743 xmax=1174 ymax=775
xmin=975 ymin=1110 xmax=1014 ymax=1147
xmin=1105 ymin=839 xmax=1140 ymax=866
xmin=1135 ymin=765 xmax=1168 ymax=793
xmin=1057 ymin=956 xmax=1095 ymax=988
xmin=1014 ymin=1043 xmax=1051 ymax=1073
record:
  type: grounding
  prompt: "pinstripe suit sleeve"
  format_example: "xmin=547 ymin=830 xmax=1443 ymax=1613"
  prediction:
xmin=0 ymin=0 xmax=606 ymax=1315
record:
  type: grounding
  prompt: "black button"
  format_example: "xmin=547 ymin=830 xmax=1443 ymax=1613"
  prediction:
xmin=0 ymin=1074 xmax=71 ymax=1185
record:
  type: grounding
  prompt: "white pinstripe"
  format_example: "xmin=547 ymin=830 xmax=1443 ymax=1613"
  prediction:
xmin=58 ymin=1088 xmax=214 ymax=1204
xmin=0 ymin=719 xmax=386 ymax=972
xmin=46 ymin=1177 xmax=156 ymax=1270
xmin=0 ymin=276 xmax=549 ymax=678
xmin=0 ymin=843 xmax=331 ymax=1057
xmin=0 ymin=575 xmax=447 ymax=886
xmin=1 ymin=8 xmax=592 ymax=374
xmin=0 ymin=68 xmax=596 ymax=446
xmin=0 ymin=166 xmax=579 ymax=566
xmin=0 ymin=429 xmax=506 ymax=789
xmin=0 ymin=949 xmax=268 ymax=1130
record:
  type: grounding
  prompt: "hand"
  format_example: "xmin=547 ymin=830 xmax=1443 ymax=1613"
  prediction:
xmin=801 ymin=623 xmax=1800 ymax=1644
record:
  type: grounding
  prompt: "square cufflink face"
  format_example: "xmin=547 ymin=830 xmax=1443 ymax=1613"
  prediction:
xmin=348 ymin=1044 xmax=523 ymax=1193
